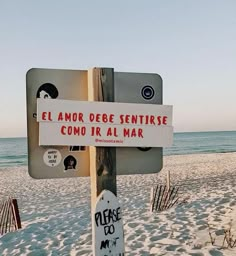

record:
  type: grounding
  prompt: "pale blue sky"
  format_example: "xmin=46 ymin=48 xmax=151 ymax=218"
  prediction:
xmin=0 ymin=0 xmax=236 ymax=137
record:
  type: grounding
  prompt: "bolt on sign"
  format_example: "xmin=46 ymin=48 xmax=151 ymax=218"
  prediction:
xmin=93 ymin=190 xmax=124 ymax=256
xmin=26 ymin=68 xmax=173 ymax=179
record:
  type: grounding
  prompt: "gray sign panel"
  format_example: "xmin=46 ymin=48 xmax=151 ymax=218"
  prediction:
xmin=26 ymin=68 xmax=163 ymax=178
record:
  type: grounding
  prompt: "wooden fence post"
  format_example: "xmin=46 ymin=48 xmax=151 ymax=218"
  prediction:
xmin=12 ymin=199 xmax=22 ymax=229
xmin=167 ymin=170 xmax=170 ymax=193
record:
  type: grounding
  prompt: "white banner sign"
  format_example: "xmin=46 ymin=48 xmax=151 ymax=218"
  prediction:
xmin=37 ymin=99 xmax=173 ymax=147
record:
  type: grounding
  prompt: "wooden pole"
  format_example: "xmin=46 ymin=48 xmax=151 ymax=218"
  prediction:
xmin=89 ymin=68 xmax=124 ymax=255
xmin=167 ymin=170 xmax=170 ymax=192
xmin=12 ymin=199 xmax=22 ymax=229
xmin=166 ymin=169 xmax=170 ymax=203
xmin=150 ymin=186 xmax=154 ymax=212
xmin=88 ymin=68 xmax=116 ymax=207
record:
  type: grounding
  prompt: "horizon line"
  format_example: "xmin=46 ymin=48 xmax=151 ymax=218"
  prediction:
xmin=1 ymin=129 xmax=236 ymax=139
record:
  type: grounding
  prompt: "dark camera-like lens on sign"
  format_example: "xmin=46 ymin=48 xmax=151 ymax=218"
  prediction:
xmin=141 ymin=85 xmax=155 ymax=100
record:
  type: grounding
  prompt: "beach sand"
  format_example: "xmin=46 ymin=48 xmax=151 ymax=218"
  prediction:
xmin=1 ymin=152 xmax=236 ymax=255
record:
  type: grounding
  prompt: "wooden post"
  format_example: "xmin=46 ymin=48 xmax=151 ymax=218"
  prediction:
xmin=166 ymin=169 xmax=170 ymax=202
xmin=89 ymin=68 xmax=124 ymax=255
xmin=150 ymin=187 xmax=154 ymax=212
xmin=88 ymin=68 xmax=116 ymax=206
xmin=167 ymin=170 xmax=170 ymax=192
xmin=12 ymin=199 xmax=22 ymax=229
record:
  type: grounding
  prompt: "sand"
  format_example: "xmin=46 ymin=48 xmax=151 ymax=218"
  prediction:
xmin=1 ymin=152 xmax=236 ymax=255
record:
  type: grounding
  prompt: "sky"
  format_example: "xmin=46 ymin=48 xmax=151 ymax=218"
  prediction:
xmin=0 ymin=0 xmax=236 ymax=137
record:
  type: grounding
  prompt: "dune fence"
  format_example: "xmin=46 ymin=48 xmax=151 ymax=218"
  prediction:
xmin=0 ymin=198 xmax=21 ymax=236
xmin=150 ymin=185 xmax=180 ymax=212
xmin=150 ymin=170 xmax=182 ymax=212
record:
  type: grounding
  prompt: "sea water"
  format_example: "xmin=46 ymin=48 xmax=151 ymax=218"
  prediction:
xmin=164 ymin=131 xmax=236 ymax=156
xmin=1 ymin=131 xmax=236 ymax=167
xmin=0 ymin=137 xmax=27 ymax=167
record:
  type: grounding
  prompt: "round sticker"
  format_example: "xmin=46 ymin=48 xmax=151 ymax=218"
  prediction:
xmin=63 ymin=155 xmax=77 ymax=171
xmin=43 ymin=149 xmax=62 ymax=167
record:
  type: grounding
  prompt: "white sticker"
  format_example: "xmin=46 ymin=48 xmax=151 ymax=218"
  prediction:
xmin=43 ymin=149 xmax=62 ymax=167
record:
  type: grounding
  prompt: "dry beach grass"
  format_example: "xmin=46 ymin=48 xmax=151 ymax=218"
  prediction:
xmin=1 ymin=152 xmax=236 ymax=255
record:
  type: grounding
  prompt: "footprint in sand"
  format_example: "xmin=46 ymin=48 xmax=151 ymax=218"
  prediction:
xmin=195 ymin=213 xmax=208 ymax=220
xmin=209 ymin=248 xmax=224 ymax=256
xmin=150 ymin=233 xmax=169 ymax=242
xmin=196 ymin=219 xmax=207 ymax=226
xmin=165 ymin=244 xmax=180 ymax=251
xmin=127 ymin=222 xmax=139 ymax=228
xmin=218 ymin=197 xmax=230 ymax=205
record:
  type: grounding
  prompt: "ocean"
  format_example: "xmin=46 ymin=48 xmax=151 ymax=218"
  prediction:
xmin=0 ymin=137 xmax=28 ymax=167
xmin=1 ymin=131 xmax=236 ymax=168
